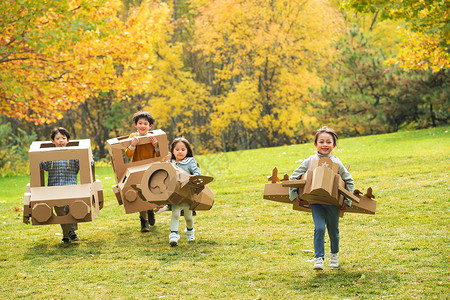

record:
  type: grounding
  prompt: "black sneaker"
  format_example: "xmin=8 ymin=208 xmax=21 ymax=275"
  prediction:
xmin=140 ymin=217 xmax=150 ymax=232
xmin=148 ymin=210 xmax=155 ymax=226
xmin=61 ymin=237 xmax=70 ymax=244
xmin=69 ymin=231 xmax=79 ymax=241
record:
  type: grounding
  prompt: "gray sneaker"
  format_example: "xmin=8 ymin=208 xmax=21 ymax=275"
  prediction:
xmin=313 ymin=257 xmax=324 ymax=270
xmin=185 ymin=228 xmax=195 ymax=242
xmin=169 ymin=232 xmax=180 ymax=246
xmin=329 ymin=253 xmax=339 ymax=268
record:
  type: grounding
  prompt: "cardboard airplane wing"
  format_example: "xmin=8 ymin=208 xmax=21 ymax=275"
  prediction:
xmin=263 ymin=157 xmax=376 ymax=216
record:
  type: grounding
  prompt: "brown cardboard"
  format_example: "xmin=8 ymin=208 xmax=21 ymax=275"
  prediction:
xmin=23 ymin=139 xmax=104 ymax=225
xmin=106 ymin=131 xmax=169 ymax=214
xmin=263 ymin=164 xmax=376 ymax=216
xmin=106 ymin=130 xmax=214 ymax=213
xmin=309 ymin=157 xmax=339 ymax=173
xmin=106 ymin=130 xmax=169 ymax=184
xmin=344 ymin=191 xmax=377 ymax=215
xmin=297 ymin=158 xmax=360 ymax=205
xmin=167 ymin=174 xmax=214 ymax=210
xmin=263 ymin=183 xmax=292 ymax=204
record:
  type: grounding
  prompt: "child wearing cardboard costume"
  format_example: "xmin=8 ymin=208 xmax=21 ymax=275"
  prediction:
xmin=40 ymin=127 xmax=80 ymax=244
xmin=125 ymin=111 xmax=160 ymax=232
xmin=167 ymin=137 xmax=200 ymax=246
xmin=289 ymin=126 xmax=354 ymax=270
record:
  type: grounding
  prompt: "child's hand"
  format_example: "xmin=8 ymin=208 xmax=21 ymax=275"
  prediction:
xmin=294 ymin=197 xmax=310 ymax=208
xmin=339 ymin=203 xmax=348 ymax=211
xmin=150 ymin=136 xmax=159 ymax=149
xmin=131 ymin=137 xmax=139 ymax=147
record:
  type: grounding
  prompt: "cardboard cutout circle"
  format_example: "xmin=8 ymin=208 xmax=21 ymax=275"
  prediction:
xmin=125 ymin=189 xmax=138 ymax=202
xmin=140 ymin=162 xmax=177 ymax=203
xmin=149 ymin=170 xmax=169 ymax=194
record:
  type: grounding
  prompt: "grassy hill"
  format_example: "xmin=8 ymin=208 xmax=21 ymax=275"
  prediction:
xmin=0 ymin=126 xmax=449 ymax=299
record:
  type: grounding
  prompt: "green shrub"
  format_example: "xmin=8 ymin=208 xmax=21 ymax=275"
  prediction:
xmin=0 ymin=123 xmax=37 ymax=177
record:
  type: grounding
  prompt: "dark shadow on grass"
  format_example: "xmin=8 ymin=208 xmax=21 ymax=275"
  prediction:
xmin=291 ymin=267 xmax=401 ymax=298
xmin=22 ymin=222 xmax=224 ymax=264
xmin=23 ymin=240 xmax=82 ymax=259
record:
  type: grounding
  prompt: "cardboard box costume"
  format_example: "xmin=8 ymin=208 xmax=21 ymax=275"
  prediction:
xmin=263 ymin=157 xmax=376 ymax=216
xmin=23 ymin=139 xmax=104 ymax=225
xmin=106 ymin=130 xmax=214 ymax=213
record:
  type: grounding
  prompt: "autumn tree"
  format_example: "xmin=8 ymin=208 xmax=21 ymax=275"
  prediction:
xmin=314 ymin=27 xmax=449 ymax=135
xmin=43 ymin=0 xmax=212 ymax=156
xmin=342 ymin=0 xmax=449 ymax=71
xmin=192 ymin=0 xmax=344 ymax=150
xmin=0 ymin=0 xmax=170 ymax=124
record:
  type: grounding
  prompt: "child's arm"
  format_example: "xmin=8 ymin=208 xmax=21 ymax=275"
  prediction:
xmin=149 ymin=136 xmax=160 ymax=156
xmin=189 ymin=158 xmax=201 ymax=176
xmin=288 ymin=158 xmax=310 ymax=201
xmin=289 ymin=159 xmax=309 ymax=180
xmin=125 ymin=133 xmax=138 ymax=158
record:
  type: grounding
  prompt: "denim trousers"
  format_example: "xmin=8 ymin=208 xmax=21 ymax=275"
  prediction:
xmin=310 ymin=204 xmax=340 ymax=259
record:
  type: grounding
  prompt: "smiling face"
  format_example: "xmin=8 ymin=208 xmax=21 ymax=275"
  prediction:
xmin=134 ymin=118 xmax=152 ymax=136
xmin=314 ymin=132 xmax=336 ymax=155
xmin=172 ymin=141 xmax=188 ymax=162
xmin=52 ymin=132 xmax=69 ymax=147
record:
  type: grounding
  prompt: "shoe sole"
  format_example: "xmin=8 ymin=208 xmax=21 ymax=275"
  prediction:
xmin=329 ymin=265 xmax=339 ymax=269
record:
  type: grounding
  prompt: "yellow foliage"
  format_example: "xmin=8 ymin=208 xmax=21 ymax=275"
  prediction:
xmin=0 ymin=0 xmax=170 ymax=124
xmin=386 ymin=30 xmax=450 ymax=72
xmin=193 ymin=0 xmax=344 ymax=147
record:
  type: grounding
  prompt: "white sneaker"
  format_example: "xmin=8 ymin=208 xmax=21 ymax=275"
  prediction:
xmin=185 ymin=228 xmax=195 ymax=242
xmin=169 ymin=232 xmax=180 ymax=246
xmin=329 ymin=253 xmax=339 ymax=268
xmin=313 ymin=257 xmax=324 ymax=270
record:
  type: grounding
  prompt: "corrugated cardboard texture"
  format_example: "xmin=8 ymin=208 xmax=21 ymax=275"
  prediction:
xmin=106 ymin=130 xmax=169 ymax=185
xmin=23 ymin=139 xmax=103 ymax=225
xmin=107 ymin=130 xmax=214 ymax=213
xmin=139 ymin=162 xmax=214 ymax=210
xmin=263 ymin=165 xmax=376 ymax=216
xmin=344 ymin=194 xmax=377 ymax=214
xmin=106 ymin=130 xmax=169 ymax=214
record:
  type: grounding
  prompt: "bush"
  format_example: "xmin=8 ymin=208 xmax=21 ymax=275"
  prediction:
xmin=0 ymin=123 xmax=36 ymax=177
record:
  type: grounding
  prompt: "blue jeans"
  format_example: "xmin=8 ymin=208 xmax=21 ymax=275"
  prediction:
xmin=310 ymin=204 xmax=340 ymax=259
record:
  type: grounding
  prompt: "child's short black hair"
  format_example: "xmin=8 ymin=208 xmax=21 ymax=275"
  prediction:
xmin=314 ymin=126 xmax=338 ymax=145
xmin=51 ymin=127 xmax=71 ymax=140
xmin=170 ymin=137 xmax=194 ymax=160
xmin=132 ymin=111 xmax=155 ymax=125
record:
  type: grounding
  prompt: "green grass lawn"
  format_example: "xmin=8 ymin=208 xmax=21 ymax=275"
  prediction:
xmin=1 ymin=126 xmax=449 ymax=299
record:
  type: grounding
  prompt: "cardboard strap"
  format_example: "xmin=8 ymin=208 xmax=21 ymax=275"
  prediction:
xmin=281 ymin=179 xmax=306 ymax=188
xmin=337 ymin=186 xmax=360 ymax=203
